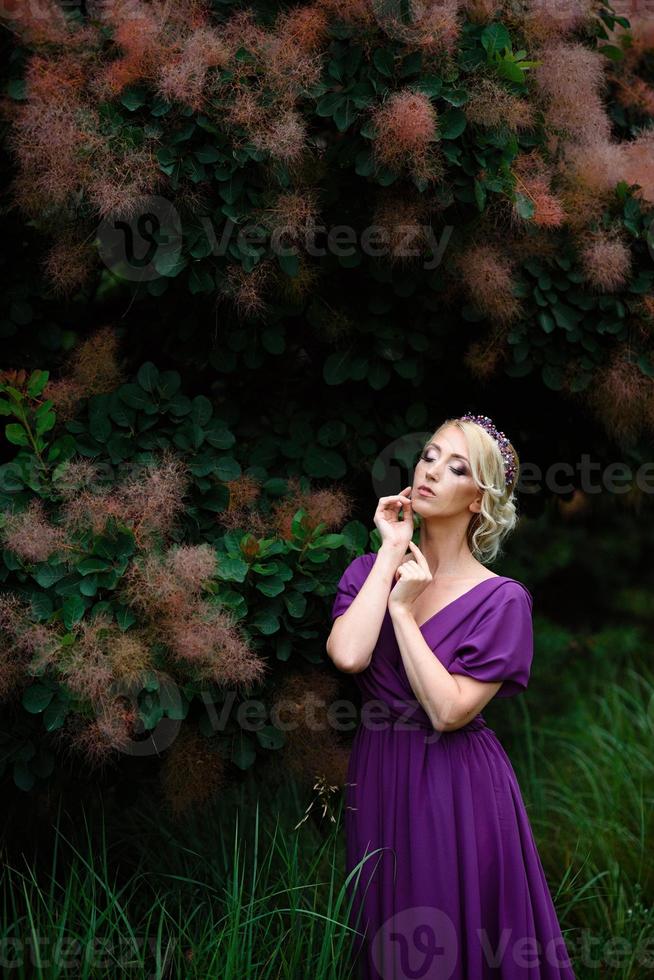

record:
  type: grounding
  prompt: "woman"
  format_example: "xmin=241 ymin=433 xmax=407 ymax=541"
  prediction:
xmin=326 ymin=413 xmax=576 ymax=980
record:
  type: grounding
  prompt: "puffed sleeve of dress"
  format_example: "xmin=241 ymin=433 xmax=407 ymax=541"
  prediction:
xmin=330 ymin=552 xmax=377 ymax=621
xmin=447 ymin=583 xmax=534 ymax=698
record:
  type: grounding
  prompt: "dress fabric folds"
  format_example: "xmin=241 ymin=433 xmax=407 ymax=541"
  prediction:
xmin=331 ymin=552 xmax=576 ymax=980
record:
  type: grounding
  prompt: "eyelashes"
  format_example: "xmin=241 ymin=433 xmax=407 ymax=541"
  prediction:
xmin=418 ymin=453 xmax=466 ymax=476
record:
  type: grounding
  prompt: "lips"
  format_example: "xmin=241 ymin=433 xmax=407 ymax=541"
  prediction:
xmin=417 ymin=485 xmax=435 ymax=496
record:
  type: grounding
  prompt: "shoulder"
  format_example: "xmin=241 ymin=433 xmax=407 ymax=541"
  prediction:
xmin=492 ymin=577 xmax=533 ymax=612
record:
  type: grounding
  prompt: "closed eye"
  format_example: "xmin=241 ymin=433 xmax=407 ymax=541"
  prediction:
xmin=419 ymin=453 xmax=467 ymax=476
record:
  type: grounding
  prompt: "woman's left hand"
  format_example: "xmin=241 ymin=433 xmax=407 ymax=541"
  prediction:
xmin=388 ymin=540 xmax=433 ymax=617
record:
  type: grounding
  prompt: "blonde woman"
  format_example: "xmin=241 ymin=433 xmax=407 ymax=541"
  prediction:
xmin=327 ymin=414 xmax=576 ymax=980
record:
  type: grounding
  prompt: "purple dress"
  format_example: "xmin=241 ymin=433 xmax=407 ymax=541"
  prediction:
xmin=331 ymin=552 xmax=576 ymax=980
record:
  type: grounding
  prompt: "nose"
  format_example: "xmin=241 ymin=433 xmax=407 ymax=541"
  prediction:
xmin=422 ymin=465 xmax=439 ymax=486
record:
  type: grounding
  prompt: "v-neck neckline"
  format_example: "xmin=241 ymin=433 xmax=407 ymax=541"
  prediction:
xmin=415 ymin=575 xmax=508 ymax=631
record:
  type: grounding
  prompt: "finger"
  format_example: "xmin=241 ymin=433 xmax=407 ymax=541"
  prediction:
xmin=407 ymin=540 xmax=431 ymax=573
xmin=380 ymin=489 xmax=413 ymax=503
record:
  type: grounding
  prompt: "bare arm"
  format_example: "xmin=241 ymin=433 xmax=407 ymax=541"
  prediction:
xmin=326 ymin=542 xmax=405 ymax=673
xmin=389 ymin=606 xmax=502 ymax=730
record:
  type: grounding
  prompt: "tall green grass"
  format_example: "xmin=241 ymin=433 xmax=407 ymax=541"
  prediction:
xmin=1 ymin=667 xmax=652 ymax=978
xmin=508 ymin=665 xmax=654 ymax=980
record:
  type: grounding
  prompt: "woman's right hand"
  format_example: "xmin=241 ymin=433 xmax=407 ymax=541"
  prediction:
xmin=373 ymin=486 xmax=414 ymax=551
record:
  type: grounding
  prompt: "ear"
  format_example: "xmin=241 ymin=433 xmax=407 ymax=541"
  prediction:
xmin=469 ymin=491 xmax=483 ymax=514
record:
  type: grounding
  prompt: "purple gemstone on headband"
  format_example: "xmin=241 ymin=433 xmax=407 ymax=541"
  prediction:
xmin=460 ymin=411 xmax=516 ymax=486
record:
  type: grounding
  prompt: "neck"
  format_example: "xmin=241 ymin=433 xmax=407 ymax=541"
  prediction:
xmin=417 ymin=516 xmax=480 ymax=578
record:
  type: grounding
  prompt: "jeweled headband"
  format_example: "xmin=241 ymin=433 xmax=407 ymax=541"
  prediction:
xmin=459 ymin=413 xmax=517 ymax=486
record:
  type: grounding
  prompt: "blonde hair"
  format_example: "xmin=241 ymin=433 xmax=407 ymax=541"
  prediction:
xmin=425 ymin=416 xmax=520 ymax=565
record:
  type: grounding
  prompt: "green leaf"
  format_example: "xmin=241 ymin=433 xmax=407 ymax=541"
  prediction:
xmin=35 ymin=410 xmax=56 ymax=436
xmin=153 ymin=251 xmax=187 ymax=278
xmin=538 ymin=312 xmax=555 ymax=333
xmin=191 ymin=394 xmax=213 ymax=426
xmin=116 ymin=605 xmax=137 ymax=630
xmin=6 ymin=77 xmax=27 ymax=101
xmin=439 ymin=109 xmax=466 ymax=140
xmin=515 ymin=193 xmax=535 ymax=219
xmin=161 ymin=688 xmax=189 ymax=720
xmin=399 ymin=51 xmax=422 ymax=77
xmin=137 ymin=362 xmax=160 ymax=392
xmin=158 ymin=371 xmax=181 ymax=399
xmin=413 ymin=76 xmax=442 ymax=98
xmin=551 ymin=302 xmax=582 ymax=330
xmin=278 ymin=252 xmax=300 ymax=277
xmin=314 ymin=533 xmax=344 ymax=549
xmin=30 ymin=592 xmax=53 ymax=620
xmin=22 ymin=683 xmax=55 ymax=714
xmin=323 ymin=352 xmax=352 ymax=385
xmin=316 ymin=92 xmax=344 ymax=117
xmin=637 ymin=353 xmax=654 ymax=378
xmin=5 ymin=423 xmax=29 ymax=446
xmin=119 ymin=384 xmax=151 ymax=410
xmin=188 ymin=266 xmax=214 ymax=294
xmin=121 ymin=86 xmax=148 ymax=111
xmin=194 ymin=145 xmax=222 ymax=163
xmin=334 ymin=98 xmax=357 ymax=131
xmin=598 ymin=44 xmax=624 ymax=61
xmin=359 ymin=119 xmax=379 ymax=139
xmin=355 ymin=150 xmax=374 ymax=177
xmin=283 ymin=591 xmax=307 ymax=618
xmin=156 ymin=146 xmax=178 ymax=168
xmin=497 ymin=60 xmax=526 ymax=83
xmin=62 ymin=595 xmax=86 ymax=629
xmin=27 ymin=370 xmax=49 ymax=398
xmin=481 ymin=22 xmax=511 ymax=56
xmin=440 ymin=88 xmax=468 ymax=107
xmin=304 ymin=444 xmax=345 ymax=479
xmin=373 ymin=49 xmax=394 ymax=77
xmin=77 ymin=557 xmax=111 ymax=576
xmin=44 ymin=698 xmax=69 ymax=732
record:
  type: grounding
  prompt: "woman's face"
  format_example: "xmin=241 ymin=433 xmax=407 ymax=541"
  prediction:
xmin=411 ymin=425 xmax=481 ymax=516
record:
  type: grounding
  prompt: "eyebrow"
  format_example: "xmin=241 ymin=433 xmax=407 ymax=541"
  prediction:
xmin=423 ymin=442 xmax=469 ymax=464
